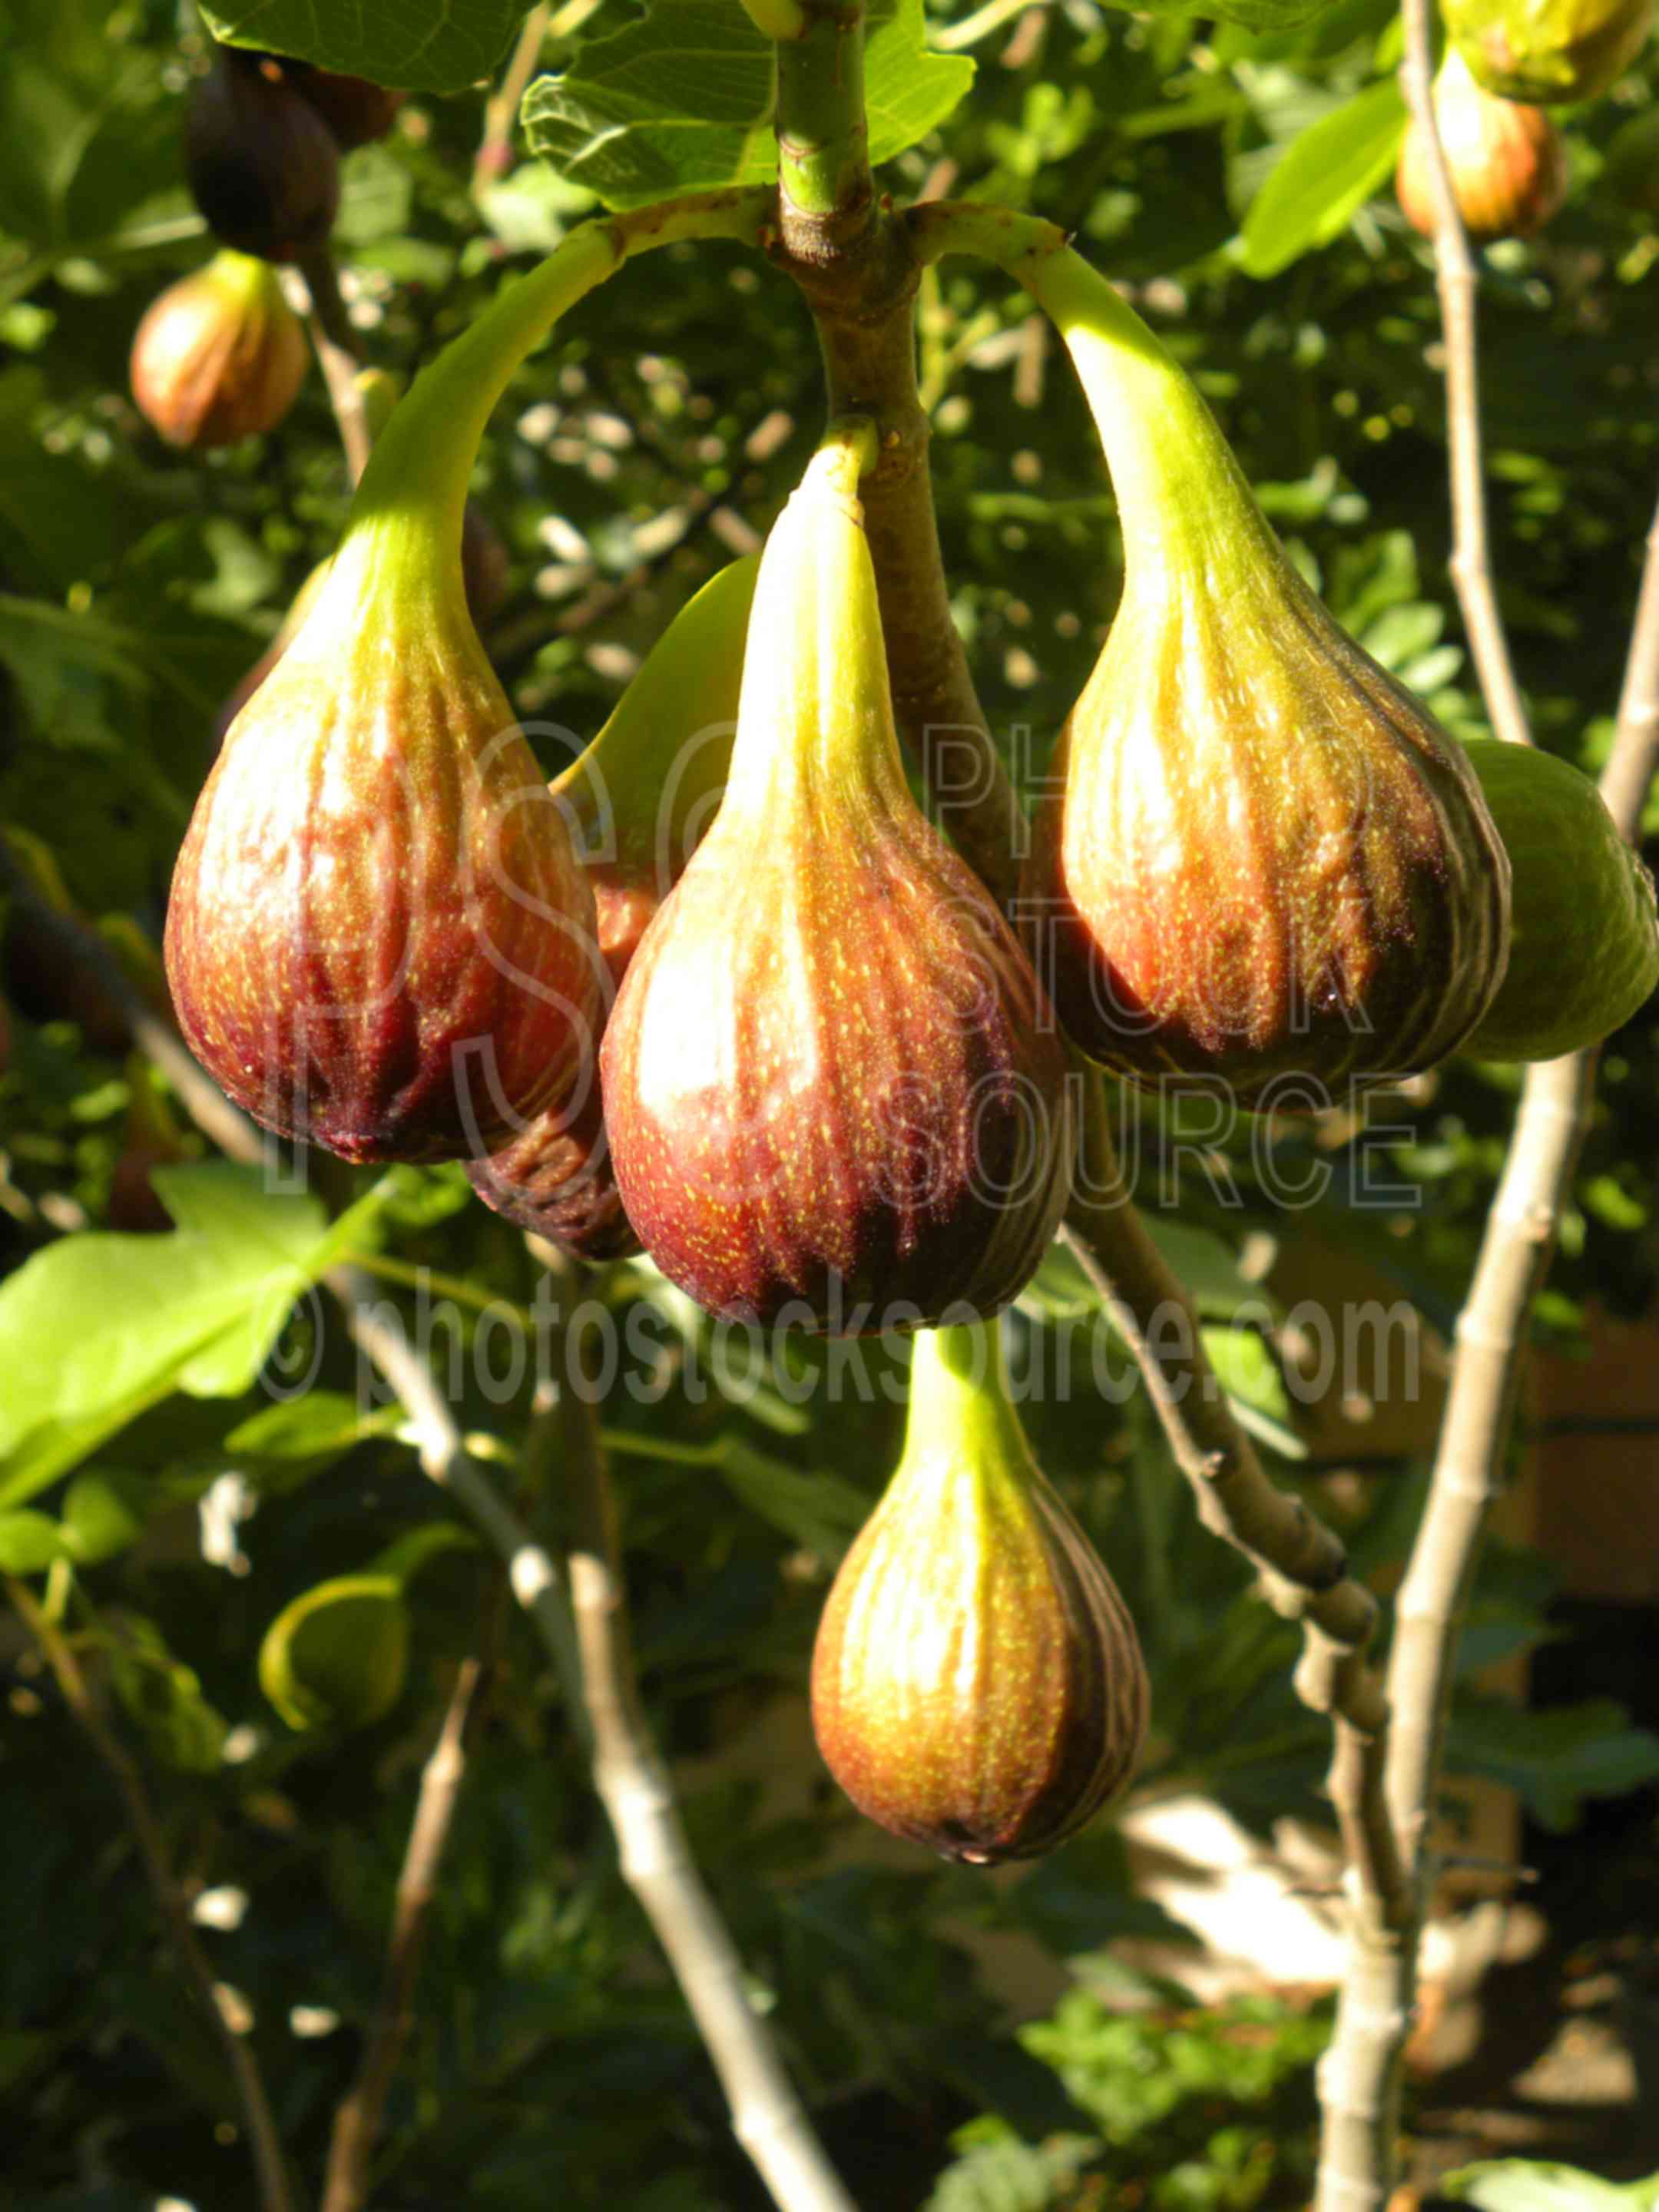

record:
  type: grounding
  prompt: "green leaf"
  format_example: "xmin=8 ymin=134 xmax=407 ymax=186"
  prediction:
xmin=0 ymin=1164 xmax=392 ymax=1508
xmin=523 ymin=0 xmax=974 ymax=210
xmin=198 ymin=0 xmax=526 ymax=94
xmin=1442 ymin=2162 xmax=1659 ymax=2210
xmin=98 ymin=1614 xmax=229 ymax=1771
xmin=717 ymin=1441 xmax=873 ymax=1558
xmin=0 ymin=1508 xmax=68 ymax=1573
xmin=1239 ymin=78 xmax=1406 ymax=279
xmin=923 ymin=2128 xmax=1103 ymax=2212
xmin=259 ymin=1575 xmax=410 ymax=1732
xmin=1445 ymin=1697 xmax=1659 ymax=1832
xmin=1133 ymin=0 xmax=1330 ymax=25
xmin=60 ymin=1471 xmax=145 ymax=1563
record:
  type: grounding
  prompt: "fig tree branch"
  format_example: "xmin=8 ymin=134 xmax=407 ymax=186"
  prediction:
xmin=6 ymin=1576 xmax=300 ymax=2212
xmin=1398 ymin=0 xmax=1531 ymax=750
xmin=336 ymin=1270 xmax=858 ymax=2212
xmin=292 ymin=247 xmax=373 ymax=485
xmin=320 ymin=1656 xmax=483 ymax=2212
xmin=1060 ymin=1067 xmax=1406 ymax=1918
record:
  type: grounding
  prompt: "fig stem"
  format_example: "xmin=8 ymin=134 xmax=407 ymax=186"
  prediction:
xmin=906 ymin=205 xmax=1271 ymax=585
xmin=810 ymin=410 xmax=880 ymax=492
xmin=348 ymin=189 xmax=773 ymax=592
xmin=911 ymin=1320 xmax=1031 ymax=1476
xmin=775 ymin=2 xmax=871 ymax=225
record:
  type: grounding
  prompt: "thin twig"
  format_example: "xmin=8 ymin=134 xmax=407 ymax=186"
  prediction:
xmin=473 ymin=3 xmax=551 ymax=194
xmin=554 ymin=1288 xmax=859 ymax=2212
xmin=1599 ymin=486 xmax=1659 ymax=839
xmin=332 ymin=1269 xmax=854 ymax=2212
xmin=321 ymin=1658 xmax=484 ymax=2212
xmin=1312 ymin=16 xmax=1659 ymax=2201
xmin=1061 ymin=1067 xmax=1407 ymax=1916
xmin=292 ymin=248 xmax=373 ymax=485
xmin=1397 ymin=0 xmax=1530 ymax=747
xmin=6 ymin=1578 xmax=300 ymax=2212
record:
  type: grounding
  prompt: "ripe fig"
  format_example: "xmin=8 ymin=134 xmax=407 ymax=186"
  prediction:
xmin=1396 ymin=50 xmax=1568 ymax=241
xmin=185 ymin=45 xmax=341 ymax=264
xmin=1017 ymin=247 xmax=1511 ymax=1108
xmin=164 ymin=249 xmax=628 ymax=1164
xmin=811 ymin=1321 xmax=1149 ymax=1864
xmin=599 ymin=432 xmax=1073 ymax=1333
xmin=1446 ymin=0 xmax=1654 ymax=101
xmin=288 ymin=66 xmax=405 ymax=151
xmin=468 ymin=558 xmax=760 ymax=1259
xmin=1458 ymin=740 xmax=1659 ymax=1060
xmin=130 ymin=250 xmax=309 ymax=449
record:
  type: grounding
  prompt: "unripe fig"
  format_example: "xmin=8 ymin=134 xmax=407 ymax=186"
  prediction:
xmin=185 ymin=45 xmax=341 ymax=264
xmin=812 ymin=1323 xmax=1149 ymax=1863
xmin=469 ymin=558 xmax=760 ymax=1259
xmin=130 ymin=251 xmax=309 ymax=450
xmin=288 ymin=66 xmax=405 ymax=151
xmin=600 ymin=434 xmax=1073 ymax=1333
xmin=214 ymin=508 xmax=507 ymax=745
xmin=1446 ymin=0 xmax=1654 ymax=101
xmin=1396 ymin=50 xmax=1568 ymax=240
xmin=1018 ymin=249 xmax=1511 ymax=1109
xmin=1458 ymin=740 xmax=1659 ymax=1059
xmin=164 ymin=250 xmax=625 ymax=1164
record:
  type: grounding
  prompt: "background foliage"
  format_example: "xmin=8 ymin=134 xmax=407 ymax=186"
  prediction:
xmin=3 ymin=2 xmax=1659 ymax=2207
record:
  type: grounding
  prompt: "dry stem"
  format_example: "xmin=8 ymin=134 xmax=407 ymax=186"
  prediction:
xmin=320 ymin=1658 xmax=484 ymax=2212
xmin=1396 ymin=0 xmax=1529 ymax=747
xmin=293 ymin=249 xmax=373 ymax=485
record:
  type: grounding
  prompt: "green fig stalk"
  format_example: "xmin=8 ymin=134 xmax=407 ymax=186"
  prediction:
xmin=811 ymin=1320 xmax=1149 ymax=1863
xmin=600 ymin=425 xmax=1073 ymax=1331
xmin=167 ymin=196 xmax=768 ymax=1165
xmin=917 ymin=217 xmax=1511 ymax=1108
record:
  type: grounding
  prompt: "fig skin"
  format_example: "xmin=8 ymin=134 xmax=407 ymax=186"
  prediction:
xmin=213 ymin=508 xmax=508 ymax=745
xmin=465 ymin=871 xmax=653 ymax=1260
xmin=131 ymin=251 xmax=309 ymax=449
xmin=186 ymin=45 xmax=341 ymax=265
xmin=1458 ymin=740 xmax=1659 ymax=1060
xmin=600 ymin=445 xmax=1073 ymax=1334
xmin=468 ymin=558 xmax=761 ymax=1260
xmin=1396 ymin=51 xmax=1568 ymax=241
xmin=1446 ymin=0 xmax=1654 ymax=102
xmin=811 ymin=1322 xmax=1149 ymax=1865
xmin=288 ymin=67 xmax=405 ymax=151
xmin=165 ymin=535 xmax=601 ymax=1166
xmin=1018 ymin=249 xmax=1511 ymax=1110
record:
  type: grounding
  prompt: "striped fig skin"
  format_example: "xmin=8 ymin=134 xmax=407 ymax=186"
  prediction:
xmin=467 ymin=869 xmax=652 ymax=1259
xmin=1026 ymin=553 xmax=1512 ymax=1108
xmin=811 ymin=1327 xmax=1148 ymax=1864
xmin=599 ymin=472 xmax=1072 ymax=1334
xmin=165 ymin=569 xmax=601 ymax=1165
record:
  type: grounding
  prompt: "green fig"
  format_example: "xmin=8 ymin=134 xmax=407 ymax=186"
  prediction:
xmin=164 ymin=233 xmax=642 ymax=1164
xmin=1016 ymin=248 xmax=1511 ymax=1110
xmin=1459 ymin=740 xmax=1659 ymax=1060
xmin=130 ymin=250 xmax=309 ymax=449
xmin=599 ymin=432 xmax=1073 ymax=1333
xmin=1446 ymin=0 xmax=1654 ymax=103
xmin=811 ymin=1322 xmax=1149 ymax=1863
xmin=185 ymin=45 xmax=341 ymax=265
xmin=1396 ymin=50 xmax=1568 ymax=241
xmin=468 ymin=558 xmax=760 ymax=1260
